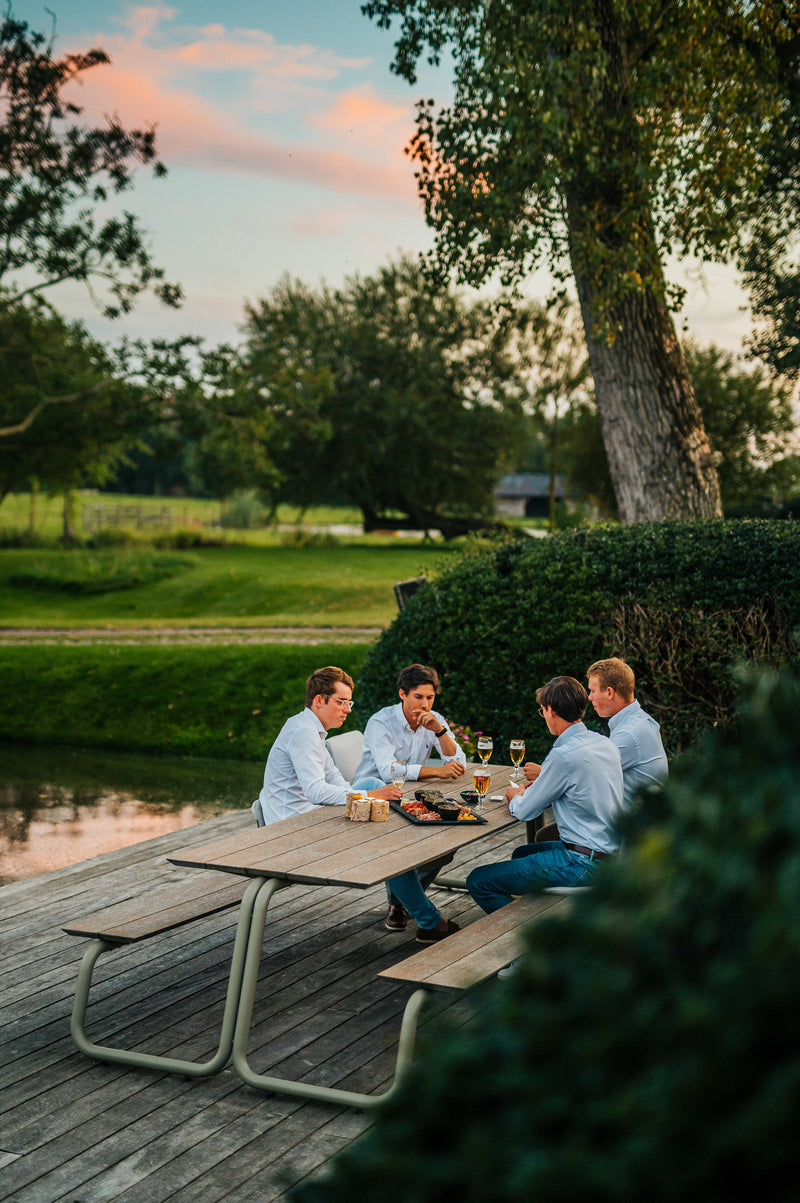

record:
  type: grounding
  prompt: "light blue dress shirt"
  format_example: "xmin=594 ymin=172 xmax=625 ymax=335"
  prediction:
xmin=509 ymin=722 xmax=624 ymax=854
xmin=608 ymin=699 xmax=668 ymax=807
xmin=252 ymin=707 xmax=348 ymax=825
xmin=353 ymin=702 xmax=466 ymax=783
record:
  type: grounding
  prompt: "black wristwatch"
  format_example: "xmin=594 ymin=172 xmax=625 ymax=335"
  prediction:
xmin=433 ymin=727 xmax=447 ymax=737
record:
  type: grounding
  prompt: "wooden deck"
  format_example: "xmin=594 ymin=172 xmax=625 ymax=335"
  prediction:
xmin=0 ymin=807 xmax=524 ymax=1202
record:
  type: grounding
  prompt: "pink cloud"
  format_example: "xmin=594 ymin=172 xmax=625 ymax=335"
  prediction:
xmin=310 ymin=85 xmax=410 ymax=140
xmin=61 ymin=7 xmax=418 ymax=203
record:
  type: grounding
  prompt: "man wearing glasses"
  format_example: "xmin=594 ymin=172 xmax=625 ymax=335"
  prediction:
xmin=466 ymin=675 xmax=624 ymax=914
xmin=252 ymin=665 xmax=460 ymax=943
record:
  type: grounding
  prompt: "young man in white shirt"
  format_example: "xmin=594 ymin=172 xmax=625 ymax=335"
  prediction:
xmin=252 ymin=666 xmax=460 ymax=944
xmin=354 ymin=662 xmax=467 ymax=932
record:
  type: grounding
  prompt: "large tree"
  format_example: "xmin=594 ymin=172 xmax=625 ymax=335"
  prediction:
xmin=241 ymin=255 xmax=525 ymax=534
xmin=363 ymin=0 xmax=794 ymax=523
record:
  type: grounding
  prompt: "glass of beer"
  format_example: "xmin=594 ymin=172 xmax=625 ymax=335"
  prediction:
xmin=473 ymin=767 xmax=491 ymax=809
xmin=391 ymin=759 xmax=407 ymax=789
xmin=510 ymin=739 xmax=525 ymax=781
xmin=477 ymin=736 xmax=493 ymax=764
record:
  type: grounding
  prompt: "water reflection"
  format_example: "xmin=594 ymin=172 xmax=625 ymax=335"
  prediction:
xmin=0 ymin=743 xmax=262 ymax=885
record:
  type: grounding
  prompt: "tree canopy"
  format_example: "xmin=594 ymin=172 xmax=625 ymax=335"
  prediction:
xmin=240 ymin=255 xmax=526 ymax=533
xmin=363 ymin=0 xmax=796 ymax=523
xmin=0 ymin=10 xmax=181 ymax=317
xmin=0 ymin=300 xmax=147 ymax=503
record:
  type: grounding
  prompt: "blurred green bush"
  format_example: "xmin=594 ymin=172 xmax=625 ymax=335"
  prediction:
xmin=292 ymin=666 xmax=800 ymax=1202
xmin=355 ymin=520 xmax=800 ymax=758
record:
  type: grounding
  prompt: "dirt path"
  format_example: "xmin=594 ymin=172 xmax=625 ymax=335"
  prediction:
xmin=0 ymin=626 xmax=384 ymax=645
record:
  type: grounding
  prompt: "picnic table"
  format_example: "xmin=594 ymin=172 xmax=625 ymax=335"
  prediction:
xmin=165 ymin=762 xmax=519 ymax=1108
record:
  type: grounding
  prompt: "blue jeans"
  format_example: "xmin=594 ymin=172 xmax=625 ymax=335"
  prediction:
xmin=354 ymin=775 xmax=442 ymax=930
xmin=466 ymin=841 xmax=599 ymax=914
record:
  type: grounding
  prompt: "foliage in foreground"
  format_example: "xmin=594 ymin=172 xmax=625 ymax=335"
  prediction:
xmin=0 ymin=644 xmax=369 ymax=759
xmin=355 ymin=520 xmax=800 ymax=758
xmin=292 ymin=667 xmax=800 ymax=1203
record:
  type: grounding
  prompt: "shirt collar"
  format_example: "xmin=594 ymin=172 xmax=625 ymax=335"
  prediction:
xmin=304 ymin=706 xmax=328 ymax=739
xmin=608 ymin=699 xmax=641 ymax=730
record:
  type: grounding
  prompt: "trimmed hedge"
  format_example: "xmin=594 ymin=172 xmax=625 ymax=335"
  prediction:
xmin=354 ymin=520 xmax=800 ymax=759
xmin=291 ymin=666 xmax=800 ymax=1203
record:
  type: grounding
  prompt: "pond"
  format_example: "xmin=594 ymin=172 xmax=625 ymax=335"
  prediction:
xmin=0 ymin=743 xmax=263 ymax=885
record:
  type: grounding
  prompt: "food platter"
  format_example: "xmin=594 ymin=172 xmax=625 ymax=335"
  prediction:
xmin=391 ymin=800 xmax=488 ymax=826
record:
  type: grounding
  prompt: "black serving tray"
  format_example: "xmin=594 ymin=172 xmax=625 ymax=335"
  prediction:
xmin=391 ymin=800 xmax=488 ymax=826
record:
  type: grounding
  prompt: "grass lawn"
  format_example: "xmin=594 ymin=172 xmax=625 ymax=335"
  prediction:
xmin=0 ymin=541 xmax=455 ymax=628
xmin=0 ymin=490 xmax=383 ymax=540
xmin=0 ymin=643 xmax=371 ymax=758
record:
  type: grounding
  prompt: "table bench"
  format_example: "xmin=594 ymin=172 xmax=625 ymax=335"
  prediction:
xmin=63 ymin=872 xmax=261 ymax=1078
xmin=380 ymin=891 xmax=569 ymax=996
xmin=63 ymin=768 xmax=525 ymax=1107
xmin=377 ymin=890 xmax=572 ymax=1072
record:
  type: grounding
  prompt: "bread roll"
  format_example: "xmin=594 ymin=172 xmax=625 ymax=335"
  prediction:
xmin=369 ymin=798 xmax=390 ymax=822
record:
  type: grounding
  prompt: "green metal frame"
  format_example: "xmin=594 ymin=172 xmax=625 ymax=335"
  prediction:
xmin=231 ymin=876 xmax=428 ymax=1109
xmin=69 ymin=872 xmax=429 ymax=1108
xmin=69 ymin=876 xmax=270 ymax=1077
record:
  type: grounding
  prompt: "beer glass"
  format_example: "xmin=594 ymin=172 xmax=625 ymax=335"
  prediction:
xmin=510 ymin=739 xmax=525 ymax=781
xmin=477 ymin=736 xmax=493 ymax=765
xmin=473 ymin=767 xmax=491 ymax=810
xmin=391 ymin=759 xmax=407 ymax=789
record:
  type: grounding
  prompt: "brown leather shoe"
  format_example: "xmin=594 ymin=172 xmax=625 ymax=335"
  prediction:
xmin=415 ymin=917 xmax=459 ymax=944
xmin=385 ymin=903 xmax=409 ymax=931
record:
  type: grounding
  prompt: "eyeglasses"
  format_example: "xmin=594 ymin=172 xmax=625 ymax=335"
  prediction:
xmin=327 ymin=696 xmax=354 ymax=710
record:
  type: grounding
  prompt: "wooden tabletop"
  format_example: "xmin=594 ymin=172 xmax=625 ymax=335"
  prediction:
xmin=169 ymin=762 xmax=520 ymax=889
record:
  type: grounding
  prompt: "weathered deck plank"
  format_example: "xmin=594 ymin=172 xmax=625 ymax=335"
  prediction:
xmin=0 ymin=808 xmax=524 ymax=1202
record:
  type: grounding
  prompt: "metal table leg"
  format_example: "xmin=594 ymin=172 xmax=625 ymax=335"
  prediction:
xmin=70 ymin=876 xmax=267 ymax=1077
xmin=231 ymin=876 xmax=427 ymax=1109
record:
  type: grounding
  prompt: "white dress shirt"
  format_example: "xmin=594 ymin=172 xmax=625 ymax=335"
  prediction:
xmin=509 ymin=722 xmax=624 ymax=854
xmin=253 ymin=707 xmax=348 ymax=825
xmin=353 ymin=702 xmax=467 ymax=783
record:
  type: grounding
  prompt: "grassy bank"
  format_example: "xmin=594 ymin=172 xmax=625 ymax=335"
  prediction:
xmin=0 ymin=542 xmax=450 ymax=628
xmin=0 ymin=643 xmax=371 ymax=759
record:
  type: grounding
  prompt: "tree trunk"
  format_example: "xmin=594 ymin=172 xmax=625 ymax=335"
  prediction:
xmin=62 ymin=490 xmax=76 ymax=545
xmin=563 ymin=0 xmax=722 ymax=524
xmin=573 ymin=275 xmax=721 ymax=523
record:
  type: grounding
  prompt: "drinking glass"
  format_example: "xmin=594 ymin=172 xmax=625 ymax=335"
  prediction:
xmin=473 ymin=767 xmax=491 ymax=810
xmin=477 ymin=736 xmax=493 ymax=765
xmin=390 ymin=759 xmax=407 ymax=789
xmin=509 ymin=739 xmax=525 ymax=781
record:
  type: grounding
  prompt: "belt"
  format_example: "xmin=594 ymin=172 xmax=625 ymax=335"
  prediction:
xmin=561 ymin=841 xmax=612 ymax=862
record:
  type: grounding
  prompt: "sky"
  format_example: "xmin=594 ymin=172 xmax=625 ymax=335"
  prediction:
xmin=9 ymin=0 xmax=754 ymax=354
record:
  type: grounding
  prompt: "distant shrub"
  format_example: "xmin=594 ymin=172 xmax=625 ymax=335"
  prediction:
xmin=279 ymin=528 xmax=340 ymax=548
xmin=152 ymin=529 xmax=226 ymax=549
xmin=220 ymin=490 xmax=269 ymax=529
xmin=292 ymin=667 xmax=800 ymax=1203
xmin=355 ymin=520 xmax=800 ymax=758
xmin=84 ymin=527 xmax=140 ymax=548
xmin=0 ymin=528 xmax=52 ymax=549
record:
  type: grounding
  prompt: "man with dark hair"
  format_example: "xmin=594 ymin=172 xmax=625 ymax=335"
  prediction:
xmin=252 ymin=665 xmax=460 ymax=945
xmin=354 ymin=662 xmax=466 ymax=786
xmin=466 ymin=676 xmax=624 ymax=914
xmin=354 ymin=662 xmax=467 ymax=932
